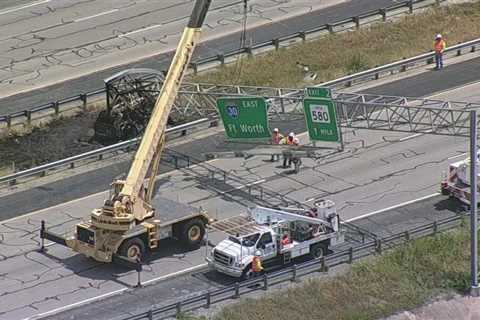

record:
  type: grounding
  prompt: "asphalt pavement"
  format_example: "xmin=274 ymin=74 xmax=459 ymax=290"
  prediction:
xmin=0 ymin=0 xmax=396 ymax=113
xmin=1 ymin=57 xmax=478 ymax=222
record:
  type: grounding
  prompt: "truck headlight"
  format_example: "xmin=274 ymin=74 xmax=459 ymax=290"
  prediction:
xmin=233 ymin=261 xmax=244 ymax=268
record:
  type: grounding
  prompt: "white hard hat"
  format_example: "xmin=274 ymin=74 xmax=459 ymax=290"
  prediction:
xmin=254 ymin=250 xmax=261 ymax=256
xmin=436 ymin=34 xmax=442 ymax=39
xmin=288 ymin=132 xmax=294 ymax=137
xmin=273 ymin=128 xmax=279 ymax=132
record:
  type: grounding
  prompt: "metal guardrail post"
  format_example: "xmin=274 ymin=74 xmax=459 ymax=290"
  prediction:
xmin=147 ymin=309 xmax=153 ymax=320
xmin=80 ymin=93 xmax=87 ymax=111
xmin=205 ymin=292 xmax=211 ymax=308
xmin=326 ymin=24 xmax=334 ymax=33
xmin=471 ymin=45 xmax=476 ymax=53
xmin=404 ymin=230 xmax=410 ymax=241
xmin=234 ymin=282 xmax=240 ymax=298
xmin=321 ymin=257 xmax=329 ymax=272
xmin=53 ymin=102 xmax=59 ymax=115
xmin=223 ymin=171 xmax=226 ymax=183
xmin=245 ymin=47 xmax=253 ymax=56
xmin=291 ymin=264 xmax=299 ymax=282
xmin=263 ymin=273 xmax=268 ymax=290
xmin=433 ymin=221 xmax=438 ymax=235
xmin=348 ymin=247 xmax=353 ymax=264
xmin=26 ymin=110 xmax=32 ymax=126
xmin=379 ymin=8 xmax=387 ymax=22
xmin=353 ymin=16 xmax=360 ymax=29
xmin=6 ymin=115 xmax=11 ymax=130
xmin=174 ymin=156 xmax=179 ymax=169
xmin=217 ymin=54 xmax=225 ymax=65
xmin=272 ymin=38 xmax=280 ymax=50
xmin=376 ymin=239 xmax=382 ymax=254
xmin=401 ymin=58 xmax=407 ymax=72
xmin=40 ymin=220 xmax=45 ymax=252
xmin=298 ymin=31 xmax=306 ymax=41
xmin=176 ymin=302 xmax=182 ymax=316
xmin=408 ymin=0 xmax=414 ymax=13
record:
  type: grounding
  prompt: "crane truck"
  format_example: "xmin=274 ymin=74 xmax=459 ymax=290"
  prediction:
xmin=40 ymin=0 xmax=213 ymax=262
xmin=206 ymin=200 xmax=345 ymax=279
xmin=441 ymin=154 xmax=479 ymax=206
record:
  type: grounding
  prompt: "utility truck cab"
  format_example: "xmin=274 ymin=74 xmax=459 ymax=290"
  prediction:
xmin=206 ymin=200 xmax=344 ymax=279
xmin=441 ymin=153 xmax=480 ymax=205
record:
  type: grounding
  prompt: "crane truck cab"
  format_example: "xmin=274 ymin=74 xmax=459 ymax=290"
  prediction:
xmin=206 ymin=200 xmax=344 ymax=279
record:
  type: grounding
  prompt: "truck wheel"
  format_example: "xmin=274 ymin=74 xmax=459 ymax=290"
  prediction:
xmin=180 ymin=218 xmax=205 ymax=247
xmin=118 ymin=237 xmax=145 ymax=259
xmin=310 ymin=243 xmax=326 ymax=259
xmin=441 ymin=187 xmax=450 ymax=196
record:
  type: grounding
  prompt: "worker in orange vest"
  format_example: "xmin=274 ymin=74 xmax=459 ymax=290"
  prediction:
xmin=270 ymin=128 xmax=283 ymax=162
xmin=434 ymin=34 xmax=446 ymax=70
xmin=281 ymin=132 xmax=299 ymax=168
xmin=251 ymin=250 xmax=264 ymax=276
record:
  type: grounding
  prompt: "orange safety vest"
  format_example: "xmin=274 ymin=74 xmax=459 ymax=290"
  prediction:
xmin=434 ymin=39 xmax=446 ymax=54
xmin=286 ymin=137 xmax=299 ymax=145
xmin=272 ymin=132 xmax=283 ymax=144
xmin=251 ymin=256 xmax=263 ymax=272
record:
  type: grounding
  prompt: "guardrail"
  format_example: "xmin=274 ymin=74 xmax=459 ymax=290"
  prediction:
xmin=0 ymin=0 xmax=467 ymax=133
xmin=0 ymin=118 xmax=217 ymax=186
xmin=122 ymin=213 xmax=464 ymax=320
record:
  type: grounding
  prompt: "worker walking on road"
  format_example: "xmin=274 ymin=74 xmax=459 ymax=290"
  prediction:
xmin=434 ymin=34 xmax=446 ymax=70
xmin=270 ymin=128 xmax=283 ymax=162
xmin=251 ymin=250 xmax=264 ymax=277
xmin=281 ymin=132 xmax=299 ymax=168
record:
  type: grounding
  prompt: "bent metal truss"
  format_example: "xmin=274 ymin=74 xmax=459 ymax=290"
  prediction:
xmin=176 ymin=82 xmax=480 ymax=137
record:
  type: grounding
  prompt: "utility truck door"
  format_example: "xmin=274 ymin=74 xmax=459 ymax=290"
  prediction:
xmin=257 ymin=232 xmax=276 ymax=260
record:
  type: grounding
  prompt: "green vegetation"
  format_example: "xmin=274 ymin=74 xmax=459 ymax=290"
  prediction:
xmin=191 ymin=2 xmax=480 ymax=88
xmin=190 ymin=226 xmax=474 ymax=320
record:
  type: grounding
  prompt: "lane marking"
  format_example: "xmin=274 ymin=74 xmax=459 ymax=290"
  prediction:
xmin=74 ymin=9 xmax=118 ymax=23
xmin=448 ymin=152 xmax=468 ymax=160
xmin=119 ymin=24 xmax=162 ymax=38
xmin=23 ymin=263 xmax=208 ymax=320
xmin=0 ymin=0 xmax=51 ymax=15
xmin=24 ymin=193 xmax=443 ymax=319
xmin=426 ymin=80 xmax=480 ymax=99
xmin=345 ymin=193 xmax=440 ymax=222
xmin=0 ymin=158 xmax=219 ymax=224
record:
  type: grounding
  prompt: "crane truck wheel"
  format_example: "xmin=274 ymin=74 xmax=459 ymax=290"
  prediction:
xmin=310 ymin=243 xmax=326 ymax=259
xmin=179 ymin=218 xmax=205 ymax=247
xmin=118 ymin=237 xmax=146 ymax=260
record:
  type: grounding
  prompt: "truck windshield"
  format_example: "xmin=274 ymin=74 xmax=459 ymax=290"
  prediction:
xmin=228 ymin=233 xmax=260 ymax=247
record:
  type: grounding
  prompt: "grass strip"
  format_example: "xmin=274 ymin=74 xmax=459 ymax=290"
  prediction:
xmin=191 ymin=2 xmax=480 ymax=88
xmin=185 ymin=226 xmax=473 ymax=320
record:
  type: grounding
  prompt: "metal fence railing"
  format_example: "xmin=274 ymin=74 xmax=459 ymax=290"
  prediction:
xmin=0 ymin=118 xmax=216 ymax=186
xmin=1 ymin=0 xmax=472 ymax=133
xmin=121 ymin=214 xmax=464 ymax=320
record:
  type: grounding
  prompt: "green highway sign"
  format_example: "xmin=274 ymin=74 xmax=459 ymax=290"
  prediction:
xmin=306 ymin=87 xmax=331 ymax=98
xmin=303 ymin=97 xmax=340 ymax=142
xmin=216 ymin=97 xmax=271 ymax=139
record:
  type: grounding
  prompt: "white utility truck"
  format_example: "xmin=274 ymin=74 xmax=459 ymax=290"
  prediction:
xmin=206 ymin=200 xmax=345 ymax=279
xmin=441 ymin=154 xmax=479 ymax=205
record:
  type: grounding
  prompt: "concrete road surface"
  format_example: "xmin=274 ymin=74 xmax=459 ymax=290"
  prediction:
xmin=0 ymin=0 xmax=397 ymax=112
xmin=0 ymin=76 xmax=478 ymax=319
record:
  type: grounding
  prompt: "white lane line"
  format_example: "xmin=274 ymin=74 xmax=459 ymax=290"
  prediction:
xmin=24 ymin=193 xmax=443 ymax=319
xmin=74 ymin=9 xmax=118 ymax=23
xmin=345 ymin=192 xmax=440 ymax=222
xmin=0 ymin=0 xmax=51 ymax=15
xmin=448 ymin=152 xmax=468 ymax=160
xmin=119 ymin=24 xmax=162 ymax=38
xmin=23 ymin=263 xmax=208 ymax=320
xmin=0 ymin=158 xmax=220 ymax=224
